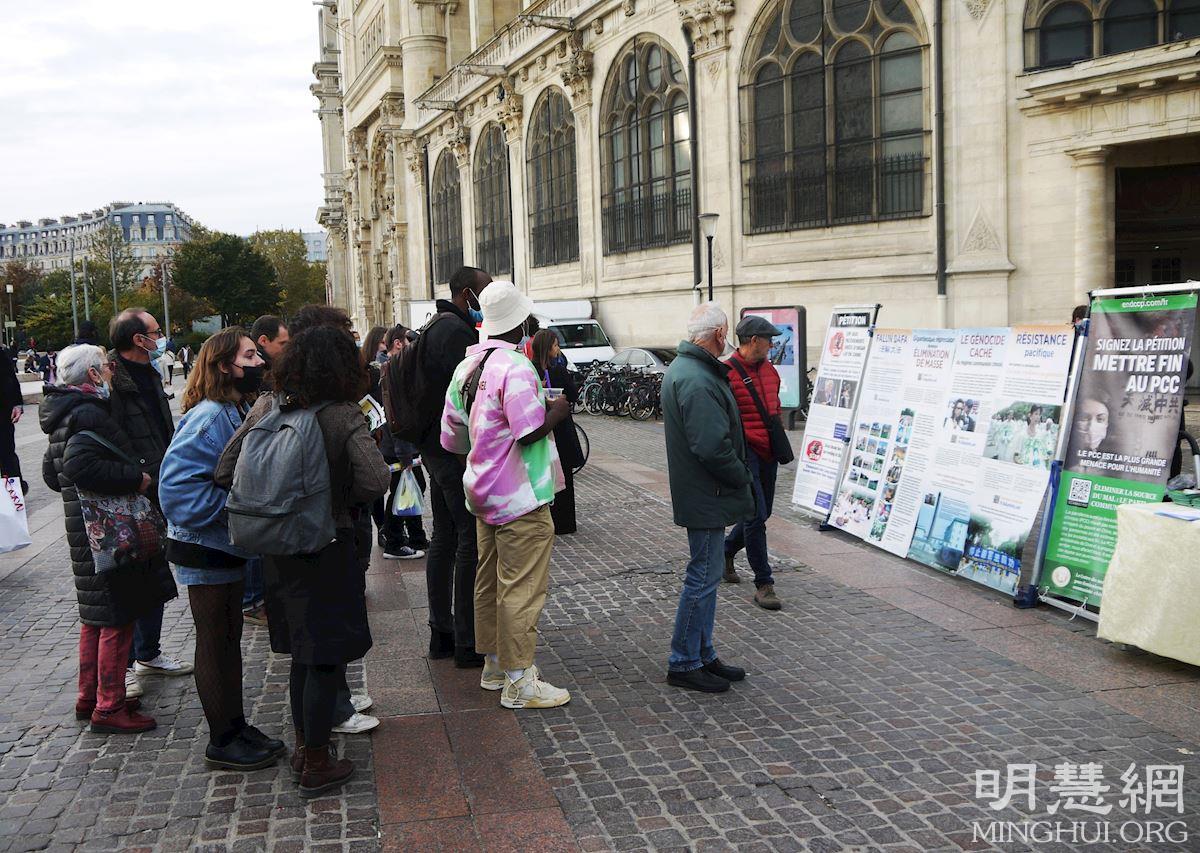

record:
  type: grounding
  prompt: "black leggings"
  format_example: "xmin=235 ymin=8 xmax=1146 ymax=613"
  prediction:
xmin=289 ymin=660 xmax=340 ymax=749
xmin=188 ymin=581 xmax=246 ymax=747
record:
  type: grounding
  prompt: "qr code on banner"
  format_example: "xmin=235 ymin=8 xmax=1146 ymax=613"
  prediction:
xmin=1067 ymin=477 xmax=1092 ymax=507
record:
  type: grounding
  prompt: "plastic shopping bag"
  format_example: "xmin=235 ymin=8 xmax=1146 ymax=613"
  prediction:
xmin=391 ymin=467 xmax=424 ymax=518
xmin=0 ymin=477 xmax=31 ymax=554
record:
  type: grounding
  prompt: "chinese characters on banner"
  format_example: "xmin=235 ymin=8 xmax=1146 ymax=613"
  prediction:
xmin=1044 ymin=292 xmax=1197 ymax=606
xmin=826 ymin=326 xmax=1073 ymax=594
xmin=790 ymin=306 xmax=877 ymax=517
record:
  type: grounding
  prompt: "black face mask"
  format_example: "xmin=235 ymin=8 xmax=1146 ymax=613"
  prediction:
xmin=232 ymin=364 xmax=265 ymax=395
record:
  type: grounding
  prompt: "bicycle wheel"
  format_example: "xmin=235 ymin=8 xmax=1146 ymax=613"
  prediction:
xmin=629 ymin=386 xmax=655 ymax=421
xmin=573 ymin=422 xmax=589 ymax=474
xmin=582 ymin=382 xmax=602 ymax=414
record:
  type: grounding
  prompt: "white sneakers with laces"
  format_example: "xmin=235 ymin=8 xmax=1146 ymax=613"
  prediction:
xmin=134 ymin=654 xmax=194 ymax=676
xmin=480 ymin=658 xmax=505 ymax=691
xmin=124 ymin=667 xmax=144 ymax=698
xmin=499 ymin=665 xmax=570 ymax=710
xmin=332 ymin=712 xmax=380 ymax=734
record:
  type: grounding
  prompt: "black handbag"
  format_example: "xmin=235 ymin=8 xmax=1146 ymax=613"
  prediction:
xmin=730 ymin=360 xmax=795 ymax=465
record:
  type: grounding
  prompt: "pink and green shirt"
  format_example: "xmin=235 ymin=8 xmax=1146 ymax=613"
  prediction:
xmin=440 ymin=340 xmax=563 ymax=526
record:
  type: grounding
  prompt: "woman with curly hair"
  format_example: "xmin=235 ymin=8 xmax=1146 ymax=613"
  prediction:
xmin=214 ymin=324 xmax=388 ymax=798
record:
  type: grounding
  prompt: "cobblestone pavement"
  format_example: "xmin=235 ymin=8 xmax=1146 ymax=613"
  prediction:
xmin=4 ymin=403 xmax=1200 ymax=851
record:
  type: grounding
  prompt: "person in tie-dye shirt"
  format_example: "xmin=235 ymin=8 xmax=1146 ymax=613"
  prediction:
xmin=440 ymin=281 xmax=573 ymax=710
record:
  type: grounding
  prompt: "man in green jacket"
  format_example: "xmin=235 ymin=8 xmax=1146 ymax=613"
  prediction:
xmin=661 ymin=302 xmax=756 ymax=693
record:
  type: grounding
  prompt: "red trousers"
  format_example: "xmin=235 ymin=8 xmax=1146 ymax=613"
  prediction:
xmin=78 ymin=623 xmax=134 ymax=713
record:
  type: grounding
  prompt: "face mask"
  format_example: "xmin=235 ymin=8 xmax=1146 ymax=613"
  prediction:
xmin=376 ymin=351 xmax=389 ymax=364
xmin=232 ymin=364 xmax=265 ymax=395
xmin=466 ymin=289 xmax=484 ymax=325
xmin=143 ymin=335 xmax=168 ymax=362
xmin=96 ymin=382 xmax=111 ymax=399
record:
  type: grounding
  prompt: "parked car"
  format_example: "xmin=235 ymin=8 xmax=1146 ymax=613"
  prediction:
xmin=607 ymin=347 xmax=676 ymax=374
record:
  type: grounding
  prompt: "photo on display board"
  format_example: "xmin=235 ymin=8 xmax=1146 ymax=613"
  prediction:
xmin=908 ymin=491 xmax=971 ymax=571
xmin=814 ymin=378 xmax=837 ymax=406
xmin=896 ymin=409 xmax=915 ymax=445
xmin=982 ymin=401 xmax=1062 ymax=470
xmin=943 ymin=398 xmax=981 ymax=433
xmin=831 ymin=490 xmax=875 ymax=528
xmin=836 ymin=379 xmax=856 ymax=408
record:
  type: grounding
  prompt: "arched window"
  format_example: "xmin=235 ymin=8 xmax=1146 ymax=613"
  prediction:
xmin=1171 ymin=0 xmax=1200 ymax=38
xmin=600 ymin=37 xmax=692 ymax=255
xmin=431 ymin=150 xmax=463 ymax=285
xmin=1040 ymin=4 xmax=1095 ymax=65
xmin=1104 ymin=0 xmax=1159 ymax=52
xmin=472 ymin=124 xmax=512 ymax=277
xmin=526 ymin=88 xmax=579 ymax=267
xmin=740 ymin=0 xmax=928 ymax=233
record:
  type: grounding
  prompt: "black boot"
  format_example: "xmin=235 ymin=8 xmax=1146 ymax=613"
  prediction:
xmin=702 ymin=658 xmax=746 ymax=682
xmin=429 ymin=629 xmax=455 ymax=659
xmin=238 ymin=724 xmax=287 ymax=757
xmin=454 ymin=646 xmax=485 ymax=668
xmin=204 ymin=736 xmax=279 ymax=771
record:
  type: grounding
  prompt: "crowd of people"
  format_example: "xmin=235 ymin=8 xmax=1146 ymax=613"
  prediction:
xmin=28 ymin=265 xmax=790 ymax=798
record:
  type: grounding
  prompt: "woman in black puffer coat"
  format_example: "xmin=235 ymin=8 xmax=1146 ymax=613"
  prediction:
xmin=41 ymin=344 xmax=176 ymax=734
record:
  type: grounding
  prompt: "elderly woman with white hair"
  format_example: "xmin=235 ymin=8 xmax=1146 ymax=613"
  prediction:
xmin=660 ymin=302 xmax=755 ymax=694
xmin=40 ymin=344 xmax=175 ymax=734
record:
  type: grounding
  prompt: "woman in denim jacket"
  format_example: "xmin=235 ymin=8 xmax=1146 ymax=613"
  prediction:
xmin=159 ymin=328 xmax=284 ymax=773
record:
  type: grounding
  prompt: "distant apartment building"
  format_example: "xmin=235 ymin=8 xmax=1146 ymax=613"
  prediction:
xmin=0 ymin=201 xmax=194 ymax=277
xmin=302 ymin=230 xmax=328 ymax=262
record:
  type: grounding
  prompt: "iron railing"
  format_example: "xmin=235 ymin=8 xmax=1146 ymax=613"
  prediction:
xmin=476 ymin=235 xmax=513 ymax=278
xmin=602 ymin=188 xmax=692 ymax=255
xmin=531 ymin=215 xmax=579 ymax=268
xmin=743 ymin=152 xmax=926 ymax=233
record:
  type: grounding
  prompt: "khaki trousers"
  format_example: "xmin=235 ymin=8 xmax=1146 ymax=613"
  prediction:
xmin=474 ymin=504 xmax=555 ymax=670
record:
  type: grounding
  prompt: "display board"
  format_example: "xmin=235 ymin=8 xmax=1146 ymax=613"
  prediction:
xmin=827 ymin=325 xmax=1073 ymax=595
xmin=1042 ymin=291 xmax=1197 ymax=606
xmin=790 ymin=305 xmax=878 ymax=517
xmin=739 ymin=306 xmax=806 ymax=410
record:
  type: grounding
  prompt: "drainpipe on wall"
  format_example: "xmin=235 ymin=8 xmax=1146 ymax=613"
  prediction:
xmin=423 ymin=144 xmax=435 ymax=300
xmin=934 ymin=0 xmax=948 ymax=327
xmin=683 ymin=26 xmax=703 ymax=306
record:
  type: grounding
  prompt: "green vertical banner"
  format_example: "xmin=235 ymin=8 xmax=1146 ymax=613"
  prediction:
xmin=1044 ymin=292 xmax=1197 ymax=605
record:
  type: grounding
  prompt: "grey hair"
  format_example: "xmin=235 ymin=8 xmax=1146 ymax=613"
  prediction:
xmin=57 ymin=344 xmax=107 ymax=387
xmin=686 ymin=301 xmax=728 ymax=344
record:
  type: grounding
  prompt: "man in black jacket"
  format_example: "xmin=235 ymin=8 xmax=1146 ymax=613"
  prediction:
xmin=108 ymin=309 xmax=189 ymax=697
xmin=418 ymin=265 xmax=491 ymax=666
xmin=0 ymin=345 xmax=25 ymax=494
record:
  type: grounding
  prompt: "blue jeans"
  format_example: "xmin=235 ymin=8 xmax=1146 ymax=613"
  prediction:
xmin=242 ymin=557 xmax=264 ymax=611
xmin=724 ymin=453 xmax=778 ymax=588
xmin=668 ymin=528 xmax=725 ymax=673
xmin=128 ymin=606 xmax=163 ymax=666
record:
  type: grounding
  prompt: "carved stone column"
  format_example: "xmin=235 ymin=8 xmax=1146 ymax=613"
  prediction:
xmin=1070 ymin=147 xmax=1111 ymax=305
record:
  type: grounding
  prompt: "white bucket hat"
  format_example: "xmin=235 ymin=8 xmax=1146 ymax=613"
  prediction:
xmin=479 ymin=280 xmax=534 ymax=337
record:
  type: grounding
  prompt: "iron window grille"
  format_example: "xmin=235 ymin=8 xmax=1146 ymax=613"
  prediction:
xmin=600 ymin=37 xmax=693 ymax=255
xmin=473 ymin=123 xmax=513 ymax=278
xmin=740 ymin=0 xmax=930 ymax=235
xmin=527 ymin=88 xmax=580 ymax=268
xmin=431 ymin=150 xmax=464 ymax=286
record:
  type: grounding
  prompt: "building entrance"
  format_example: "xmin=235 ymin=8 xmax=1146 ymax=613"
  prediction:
xmin=1114 ymin=161 xmax=1200 ymax=289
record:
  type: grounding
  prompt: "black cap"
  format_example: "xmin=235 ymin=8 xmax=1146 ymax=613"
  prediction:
xmin=736 ymin=315 xmax=782 ymax=339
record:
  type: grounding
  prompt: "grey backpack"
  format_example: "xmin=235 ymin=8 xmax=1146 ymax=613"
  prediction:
xmin=226 ymin=399 xmax=335 ymax=556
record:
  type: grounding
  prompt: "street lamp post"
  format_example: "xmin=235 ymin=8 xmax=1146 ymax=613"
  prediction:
xmin=109 ymin=216 xmax=119 ymax=310
xmin=81 ymin=254 xmax=91 ymax=321
xmin=4 ymin=285 xmax=12 ymax=350
xmin=68 ymin=239 xmax=80 ymax=339
xmin=161 ymin=251 xmax=172 ymax=342
xmin=698 ymin=213 xmax=719 ymax=302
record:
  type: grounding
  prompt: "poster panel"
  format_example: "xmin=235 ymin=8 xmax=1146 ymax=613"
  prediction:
xmin=1043 ymin=292 xmax=1197 ymax=606
xmin=791 ymin=307 xmax=876 ymax=516
xmin=739 ymin=307 xmax=806 ymax=410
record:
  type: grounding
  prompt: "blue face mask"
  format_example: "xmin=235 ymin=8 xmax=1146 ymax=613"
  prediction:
xmin=144 ymin=336 xmax=168 ymax=362
xmin=466 ymin=289 xmax=484 ymax=325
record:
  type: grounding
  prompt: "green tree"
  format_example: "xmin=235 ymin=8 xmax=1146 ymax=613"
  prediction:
xmin=141 ymin=258 xmax=215 ymax=336
xmin=88 ymin=221 xmax=140 ymax=294
xmin=173 ymin=232 xmax=280 ymax=327
xmin=249 ymin=230 xmax=327 ymax=318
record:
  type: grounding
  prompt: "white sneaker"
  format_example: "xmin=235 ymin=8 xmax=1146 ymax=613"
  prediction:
xmin=351 ymin=694 xmax=373 ymax=713
xmin=124 ymin=667 xmax=144 ymax=699
xmin=332 ymin=712 xmax=380 ymax=734
xmin=500 ymin=665 xmax=570 ymax=710
xmin=480 ymin=658 xmax=505 ymax=691
xmin=134 ymin=654 xmax=194 ymax=676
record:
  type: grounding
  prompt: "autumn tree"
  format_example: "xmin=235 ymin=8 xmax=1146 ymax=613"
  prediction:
xmin=88 ymin=221 xmax=141 ymax=295
xmin=249 ymin=230 xmax=327 ymax=317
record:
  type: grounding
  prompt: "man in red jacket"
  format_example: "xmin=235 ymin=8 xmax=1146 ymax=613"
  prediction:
xmin=723 ymin=315 xmax=784 ymax=610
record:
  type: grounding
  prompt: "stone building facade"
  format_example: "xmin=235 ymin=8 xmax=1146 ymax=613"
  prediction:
xmin=0 ymin=202 xmax=194 ymax=277
xmin=312 ymin=0 xmax=1200 ymax=350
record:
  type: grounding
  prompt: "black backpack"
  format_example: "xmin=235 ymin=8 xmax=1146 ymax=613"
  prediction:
xmin=382 ymin=313 xmax=454 ymax=444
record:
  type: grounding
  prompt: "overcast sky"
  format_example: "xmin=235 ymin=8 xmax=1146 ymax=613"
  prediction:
xmin=0 ymin=2 xmax=325 ymax=236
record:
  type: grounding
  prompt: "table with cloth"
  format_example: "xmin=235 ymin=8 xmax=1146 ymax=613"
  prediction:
xmin=1098 ymin=501 xmax=1200 ymax=667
